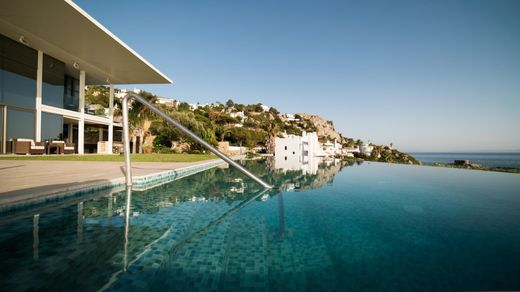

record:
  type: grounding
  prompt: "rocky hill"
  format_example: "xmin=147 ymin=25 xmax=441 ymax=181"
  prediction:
xmin=297 ymin=114 xmax=342 ymax=141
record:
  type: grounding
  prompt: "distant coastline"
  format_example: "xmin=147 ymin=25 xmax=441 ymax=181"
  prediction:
xmin=410 ymin=152 xmax=520 ymax=173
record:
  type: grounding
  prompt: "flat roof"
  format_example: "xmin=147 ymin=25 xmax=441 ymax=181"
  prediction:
xmin=0 ymin=0 xmax=172 ymax=85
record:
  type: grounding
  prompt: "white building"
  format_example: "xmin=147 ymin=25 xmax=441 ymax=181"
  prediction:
xmin=230 ymin=111 xmax=245 ymax=121
xmin=156 ymin=96 xmax=175 ymax=107
xmin=0 ymin=1 xmax=171 ymax=154
xmin=359 ymin=141 xmax=374 ymax=156
xmin=114 ymin=88 xmax=141 ymax=99
xmin=260 ymin=104 xmax=269 ymax=112
xmin=342 ymin=146 xmax=360 ymax=157
xmin=188 ymin=103 xmax=210 ymax=110
xmin=114 ymin=89 xmax=127 ymax=99
xmin=284 ymin=114 xmax=300 ymax=122
xmin=321 ymin=141 xmax=335 ymax=156
xmin=274 ymin=132 xmax=322 ymax=174
xmin=319 ymin=139 xmax=343 ymax=157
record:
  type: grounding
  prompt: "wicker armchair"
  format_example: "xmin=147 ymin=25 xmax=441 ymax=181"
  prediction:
xmin=11 ymin=138 xmax=46 ymax=155
xmin=51 ymin=141 xmax=76 ymax=154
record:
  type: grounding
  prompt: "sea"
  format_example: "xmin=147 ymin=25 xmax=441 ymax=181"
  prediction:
xmin=410 ymin=152 xmax=520 ymax=169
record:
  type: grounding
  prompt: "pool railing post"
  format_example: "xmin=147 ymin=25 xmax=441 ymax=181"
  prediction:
xmin=122 ymin=95 xmax=132 ymax=187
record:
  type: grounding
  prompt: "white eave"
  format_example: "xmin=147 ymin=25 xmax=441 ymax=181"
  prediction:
xmin=0 ymin=0 xmax=172 ymax=85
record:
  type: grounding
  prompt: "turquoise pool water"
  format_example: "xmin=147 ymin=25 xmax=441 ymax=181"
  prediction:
xmin=1 ymin=160 xmax=520 ymax=291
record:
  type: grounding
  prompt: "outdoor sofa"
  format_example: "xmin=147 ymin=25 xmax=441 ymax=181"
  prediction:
xmin=10 ymin=138 xmax=45 ymax=155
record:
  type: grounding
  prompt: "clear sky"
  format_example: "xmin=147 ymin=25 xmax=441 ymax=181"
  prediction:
xmin=76 ymin=0 xmax=520 ymax=152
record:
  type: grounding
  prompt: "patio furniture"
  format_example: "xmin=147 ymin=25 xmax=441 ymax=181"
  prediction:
xmin=10 ymin=138 xmax=46 ymax=155
xmin=47 ymin=141 xmax=64 ymax=154
xmin=49 ymin=141 xmax=75 ymax=154
xmin=64 ymin=143 xmax=75 ymax=154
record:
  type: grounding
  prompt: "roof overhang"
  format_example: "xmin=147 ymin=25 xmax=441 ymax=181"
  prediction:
xmin=0 ymin=0 xmax=172 ymax=85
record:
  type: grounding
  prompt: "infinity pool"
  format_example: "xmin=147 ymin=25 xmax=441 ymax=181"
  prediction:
xmin=1 ymin=160 xmax=519 ymax=291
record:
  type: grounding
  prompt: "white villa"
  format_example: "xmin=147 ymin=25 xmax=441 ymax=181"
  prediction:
xmin=284 ymin=114 xmax=300 ymax=122
xmin=156 ymin=96 xmax=176 ymax=107
xmin=0 ymin=0 xmax=171 ymax=154
xmin=229 ymin=111 xmax=245 ymax=121
xmin=114 ymin=88 xmax=142 ymax=99
xmin=275 ymin=132 xmax=321 ymax=160
xmin=188 ymin=103 xmax=210 ymax=110
xmin=342 ymin=146 xmax=360 ymax=157
xmin=359 ymin=141 xmax=374 ymax=156
xmin=321 ymin=139 xmax=343 ymax=157
xmin=260 ymin=104 xmax=270 ymax=112
xmin=274 ymin=132 xmax=322 ymax=174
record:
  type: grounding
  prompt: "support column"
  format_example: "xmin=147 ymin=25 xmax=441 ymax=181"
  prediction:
xmin=35 ymin=51 xmax=43 ymax=142
xmin=78 ymin=70 xmax=85 ymax=154
xmin=1 ymin=106 xmax=6 ymax=154
xmin=108 ymin=85 xmax=114 ymax=154
xmin=68 ymin=123 xmax=74 ymax=144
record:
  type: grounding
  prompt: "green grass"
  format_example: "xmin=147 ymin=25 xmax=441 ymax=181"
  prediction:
xmin=0 ymin=153 xmax=216 ymax=163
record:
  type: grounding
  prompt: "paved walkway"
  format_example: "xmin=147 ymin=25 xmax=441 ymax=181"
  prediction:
xmin=0 ymin=159 xmax=220 ymax=207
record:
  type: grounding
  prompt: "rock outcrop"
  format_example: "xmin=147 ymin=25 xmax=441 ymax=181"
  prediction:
xmin=297 ymin=113 xmax=342 ymax=141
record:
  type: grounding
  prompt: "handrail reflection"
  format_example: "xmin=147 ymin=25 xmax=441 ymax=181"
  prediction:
xmin=167 ymin=188 xmax=271 ymax=257
xmin=100 ymin=187 xmax=270 ymax=291
xmin=123 ymin=187 xmax=132 ymax=271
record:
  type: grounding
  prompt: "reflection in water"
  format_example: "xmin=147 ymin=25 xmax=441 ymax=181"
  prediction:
xmin=77 ymin=202 xmax=83 ymax=244
xmin=0 ymin=159 xmax=354 ymax=291
xmin=1 ymin=160 xmax=518 ymax=291
xmin=32 ymin=214 xmax=39 ymax=261
xmin=123 ymin=187 xmax=132 ymax=271
xmin=265 ymin=156 xmax=354 ymax=192
xmin=277 ymin=192 xmax=285 ymax=238
xmin=107 ymin=194 xmax=113 ymax=227
xmin=273 ymin=149 xmax=321 ymax=175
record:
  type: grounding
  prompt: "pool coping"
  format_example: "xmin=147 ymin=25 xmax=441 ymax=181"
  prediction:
xmin=0 ymin=159 xmax=226 ymax=213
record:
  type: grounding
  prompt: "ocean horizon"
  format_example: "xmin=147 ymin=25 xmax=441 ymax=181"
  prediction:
xmin=410 ymin=152 xmax=520 ymax=169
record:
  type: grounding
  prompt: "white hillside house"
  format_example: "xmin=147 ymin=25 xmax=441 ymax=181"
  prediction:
xmin=275 ymin=131 xmax=321 ymax=163
xmin=274 ymin=132 xmax=321 ymax=175
xmin=260 ymin=104 xmax=270 ymax=112
xmin=230 ymin=111 xmax=245 ymax=121
xmin=284 ymin=114 xmax=300 ymax=122
xmin=114 ymin=88 xmax=142 ymax=99
xmin=359 ymin=141 xmax=374 ymax=156
xmin=156 ymin=96 xmax=175 ymax=107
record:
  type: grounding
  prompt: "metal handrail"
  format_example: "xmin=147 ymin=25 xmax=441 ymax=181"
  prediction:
xmin=121 ymin=93 xmax=272 ymax=189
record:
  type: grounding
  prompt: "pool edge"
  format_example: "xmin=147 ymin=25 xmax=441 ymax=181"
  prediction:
xmin=0 ymin=159 xmax=226 ymax=213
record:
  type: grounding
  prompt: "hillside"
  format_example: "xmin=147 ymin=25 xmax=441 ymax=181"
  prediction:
xmin=296 ymin=114 xmax=342 ymax=142
xmin=86 ymin=86 xmax=419 ymax=165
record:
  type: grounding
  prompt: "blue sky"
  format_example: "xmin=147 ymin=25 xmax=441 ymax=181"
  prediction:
xmin=76 ymin=0 xmax=520 ymax=152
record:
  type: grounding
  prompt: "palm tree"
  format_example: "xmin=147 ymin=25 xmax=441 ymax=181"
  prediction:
xmin=127 ymin=92 xmax=158 ymax=153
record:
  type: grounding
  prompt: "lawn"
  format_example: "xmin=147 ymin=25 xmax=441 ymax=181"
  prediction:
xmin=0 ymin=153 xmax=216 ymax=163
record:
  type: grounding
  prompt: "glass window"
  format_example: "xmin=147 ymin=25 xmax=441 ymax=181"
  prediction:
xmin=0 ymin=34 xmax=37 ymax=109
xmin=41 ymin=112 xmax=63 ymax=141
xmin=62 ymin=123 xmax=78 ymax=144
xmin=6 ymin=108 xmax=34 ymax=141
xmin=64 ymin=75 xmax=79 ymax=111
xmin=42 ymin=54 xmax=65 ymax=108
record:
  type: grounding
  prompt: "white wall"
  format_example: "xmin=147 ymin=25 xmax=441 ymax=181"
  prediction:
xmin=275 ymin=135 xmax=303 ymax=166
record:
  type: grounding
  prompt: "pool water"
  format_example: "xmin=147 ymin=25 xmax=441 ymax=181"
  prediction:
xmin=1 ymin=160 xmax=520 ymax=291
